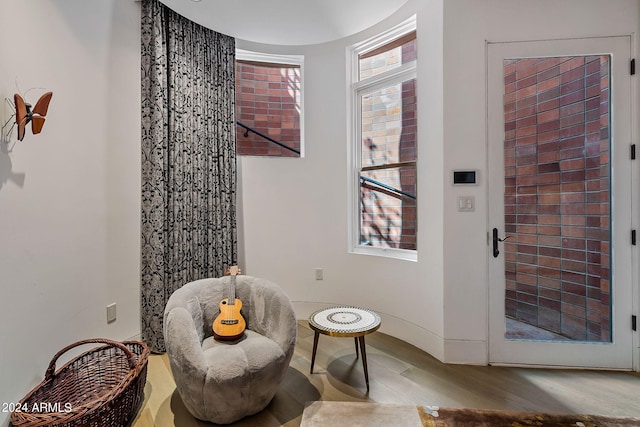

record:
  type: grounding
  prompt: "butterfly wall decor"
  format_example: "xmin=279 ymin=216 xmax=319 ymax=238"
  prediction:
xmin=13 ymin=91 xmax=53 ymax=141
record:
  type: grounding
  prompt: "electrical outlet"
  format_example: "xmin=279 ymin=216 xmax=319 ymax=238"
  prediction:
xmin=315 ymin=268 xmax=323 ymax=280
xmin=107 ymin=303 xmax=117 ymax=323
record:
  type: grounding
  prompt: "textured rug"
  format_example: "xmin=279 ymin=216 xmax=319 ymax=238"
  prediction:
xmin=300 ymin=401 xmax=640 ymax=427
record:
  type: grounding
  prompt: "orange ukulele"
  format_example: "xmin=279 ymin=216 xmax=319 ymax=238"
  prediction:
xmin=212 ymin=265 xmax=246 ymax=341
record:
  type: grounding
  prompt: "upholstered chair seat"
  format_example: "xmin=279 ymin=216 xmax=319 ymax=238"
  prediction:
xmin=163 ymin=275 xmax=297 ymax=424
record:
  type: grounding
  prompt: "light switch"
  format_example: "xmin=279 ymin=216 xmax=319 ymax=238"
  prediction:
xmin=458 ymin=196 xmax=475 ymax=212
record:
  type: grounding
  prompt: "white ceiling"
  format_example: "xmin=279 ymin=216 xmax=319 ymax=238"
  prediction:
xmin=157 ymin=0 xmax=409 ymax=46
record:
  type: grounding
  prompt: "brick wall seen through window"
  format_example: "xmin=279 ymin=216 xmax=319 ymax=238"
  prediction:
xmin=357 ymin=32 xmax=417 ymax=251
xmin=235 ymin=60 xmax=301 ymax=157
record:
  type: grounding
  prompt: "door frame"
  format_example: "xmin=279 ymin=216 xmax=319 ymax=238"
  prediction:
xmin=486 ymin=35 xmax=637 ymax=369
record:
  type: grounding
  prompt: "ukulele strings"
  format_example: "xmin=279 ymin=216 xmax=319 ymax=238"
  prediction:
xmin=226 ymin=276 xmax=231 ymax=320
xmin=226 ymin=273 xmax=235 ymax=321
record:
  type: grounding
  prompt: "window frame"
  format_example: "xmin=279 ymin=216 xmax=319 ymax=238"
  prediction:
xmin=235 ymin=49 xmax=305 ymax=158
xmin=347 ymin=16 xmax=418 ymax=261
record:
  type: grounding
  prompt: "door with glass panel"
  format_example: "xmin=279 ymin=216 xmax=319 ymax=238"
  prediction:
xmin=487 ymin=37 xmax=633 ymax=368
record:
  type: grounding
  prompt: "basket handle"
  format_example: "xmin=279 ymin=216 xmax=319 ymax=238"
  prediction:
xmin=45 ymin=338 xmax=136 ymax=380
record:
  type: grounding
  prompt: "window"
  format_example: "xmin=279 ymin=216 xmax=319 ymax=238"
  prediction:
xmin=350 ymin=18 xmax=417 ymax=260
xmin=235 ymin=50 xmax=303 ymax=157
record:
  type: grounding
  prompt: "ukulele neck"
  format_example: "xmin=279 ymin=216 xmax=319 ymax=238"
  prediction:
xmin=227 ymin=273 xmax=237 ymax=305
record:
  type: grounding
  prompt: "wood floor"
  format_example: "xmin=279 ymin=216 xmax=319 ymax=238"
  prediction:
xmin=132 ymin=321 xmax=640 ymax=426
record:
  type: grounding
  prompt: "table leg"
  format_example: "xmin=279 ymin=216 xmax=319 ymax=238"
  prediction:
xmin=358 ymin=335 xmax=370 ymax=390
xmin=354 ymin=337 xmax=359 ymax=359
xmin=310 ymin=331 xmax=320 ymax=374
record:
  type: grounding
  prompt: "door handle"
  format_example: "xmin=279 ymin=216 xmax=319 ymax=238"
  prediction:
xmin=492 ymin=228 xmax=512 ymax=258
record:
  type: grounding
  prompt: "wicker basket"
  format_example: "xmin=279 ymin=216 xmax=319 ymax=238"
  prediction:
xmin=10 ymin=338 xmax=150 ymax=427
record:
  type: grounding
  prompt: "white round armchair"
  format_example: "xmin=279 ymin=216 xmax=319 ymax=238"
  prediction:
xmin=163 ymin=275 xmax=297 ymax=424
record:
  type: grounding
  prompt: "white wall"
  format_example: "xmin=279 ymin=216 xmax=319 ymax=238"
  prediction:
xmin=236 ymin=0 xmax=447 ymax=359
xmin=0 ymin=1 xmax=141 ymax=423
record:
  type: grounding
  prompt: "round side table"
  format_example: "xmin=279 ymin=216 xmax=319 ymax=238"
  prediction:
xmin=308 ymin=306 xmax=381 ymax=390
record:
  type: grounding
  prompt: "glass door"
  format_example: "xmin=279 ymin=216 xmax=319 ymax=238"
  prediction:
xmin=488 ymin=36 xmax=633 ymax=368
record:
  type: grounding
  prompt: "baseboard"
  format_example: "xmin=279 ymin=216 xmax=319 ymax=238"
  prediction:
xmin=442 ymin=338 xmax=487 ymax=365
xmin=127 ymin=332 xmax=142 ymax=341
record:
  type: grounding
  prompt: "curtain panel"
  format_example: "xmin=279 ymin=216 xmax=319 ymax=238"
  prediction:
xmin=141 ymin=0 xmax=237 ymax=353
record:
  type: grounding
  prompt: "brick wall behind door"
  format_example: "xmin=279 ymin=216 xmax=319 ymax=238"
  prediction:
xmin=503 ymin=56 xmax=611 ymax=341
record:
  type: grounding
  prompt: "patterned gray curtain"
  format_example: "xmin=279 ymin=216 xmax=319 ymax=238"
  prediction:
xmin=140 ymin=0 xmax=237 ymax=353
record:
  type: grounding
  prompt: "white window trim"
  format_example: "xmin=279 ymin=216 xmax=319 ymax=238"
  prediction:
xmin=347 ymin=16 xmax=418 ymax=262
xmin=236 ymin=49 xmax=304 ymax=67
xmin=236 ymin=49 xmax=305 ymax=158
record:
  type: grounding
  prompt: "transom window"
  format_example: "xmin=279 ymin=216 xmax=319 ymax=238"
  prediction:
xmin=350 ymin=18 xmax=417 ymax=260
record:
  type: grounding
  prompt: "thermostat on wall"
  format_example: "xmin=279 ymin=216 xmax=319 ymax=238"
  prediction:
xmin=452 ymin=170 xmax=477 ymax=185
